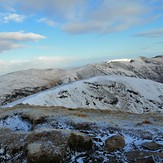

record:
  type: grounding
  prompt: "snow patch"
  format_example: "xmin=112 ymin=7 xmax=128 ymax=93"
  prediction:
xmin=107 ymin=58 xmax=131 ymax=63
xmin=0 ymin=115 xmax=32 ymax=131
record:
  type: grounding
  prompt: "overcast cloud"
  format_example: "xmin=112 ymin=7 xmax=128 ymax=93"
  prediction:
xmin=0 ymin=0 xmax=162 ymax=34
xmin=136 ymin=28 xmax=163 ymax=37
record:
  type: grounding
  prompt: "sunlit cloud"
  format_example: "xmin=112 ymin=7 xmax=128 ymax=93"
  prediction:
xmin=37 ymin=18 xmax=57 ymax=27
xmin=1 ymin=13 xmax=26 ymax=23
xmin=0 ymin=32 xmax=46 ymax=41
xmin=0 ymin=32 xmax=46 ymax=53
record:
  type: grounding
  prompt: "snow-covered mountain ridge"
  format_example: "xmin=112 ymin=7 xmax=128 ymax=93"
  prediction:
xmin=0 ymin=69 xmax=77 ymax=105
xmin=75 ymin=55 xmax=163 ymax=83
xmin=5 ymin=75 xmax=163 ymax=114
xmin=0 ymin=55 xmax=163 ymax=106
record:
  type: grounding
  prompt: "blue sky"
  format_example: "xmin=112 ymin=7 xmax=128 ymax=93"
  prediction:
xmin=0 ymin=0 xmax=163 ymax=75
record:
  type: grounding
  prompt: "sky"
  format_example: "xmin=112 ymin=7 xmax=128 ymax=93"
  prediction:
xmin=0 ymin=0 xmax=163 ymax=75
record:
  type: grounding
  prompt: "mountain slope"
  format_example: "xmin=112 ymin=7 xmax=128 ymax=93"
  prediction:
xmin=75 ymin=55 xmax=163 ymax=83
xmin=0 ymin=55 xmax=163 ymax=106
xmin=0 ymin=69 xmax=78 ymax=105
xmin=5 ymin=75 xmax=163 ymax=114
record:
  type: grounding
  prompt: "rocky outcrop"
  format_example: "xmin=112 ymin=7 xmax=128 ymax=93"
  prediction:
xmin=0 ymin=128 xmax=93 ymax=162
xmin=0 ymin=107 xmax=163 ymax=162
xmin=0 ymin=86 xmax=50 ymax=106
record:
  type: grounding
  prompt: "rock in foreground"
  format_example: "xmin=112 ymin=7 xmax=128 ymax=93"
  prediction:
xmin=0 ymin=106 xmax=162 ymax=162
xmin=105 ymin=134 xmax=125 ymax=152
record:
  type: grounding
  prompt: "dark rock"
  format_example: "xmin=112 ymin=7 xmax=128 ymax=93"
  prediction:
xmin=127 ymin=89 xmax=139 ymax=95
xmin=135 ymin=156 xmax=155 ymax=163
xmin=105 ymin=134 xmax=125 ymax=152
xmin=74 ymin=122 xmax=92 ymax=130
xmin=141 ymin=141 xmax=163 ymax=150
xmin=126 ymin=150 xmax=163 ymax=162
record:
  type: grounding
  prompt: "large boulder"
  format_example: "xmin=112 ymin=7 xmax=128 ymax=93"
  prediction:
xmin=27 ymin=143 xmax=62 ymax=163
xmin=105 ymin=134 xmax=125 ymax=152
xmin=26 ymin=129 xmax=70 ymax=162
xmin=67 ymin=132 xmax=93 ymax=152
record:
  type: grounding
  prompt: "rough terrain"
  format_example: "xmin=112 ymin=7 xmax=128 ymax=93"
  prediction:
xmin=5 ymin=75 xmax=163 ymax=114
xmin=0 ymin=106 xmax=163 ymax=162
xmin=0 ymin=55 xmax=163 ymax=106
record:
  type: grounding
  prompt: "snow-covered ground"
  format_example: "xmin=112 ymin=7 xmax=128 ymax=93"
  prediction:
xmin=0 ymin=115 xmax=31 ymax=131
xmin=0 ymin=68 xmax=77 ymax=97
xmin=107 ymin=58 xmax=131 ymax=63
xmin=0 ymin=68 xmax=78 ymax=105
xmin=4 ymin=75 xmax=163 ymax=114
xmin=75 ymin=55 xmax=163 ymax=83
xmin=0 ymin=55 xmax=163 ymax=107
xmin=0 ymin=106 xmax=163 ymax=162
xmin=1 ymin=56 xmax=163 ymax=162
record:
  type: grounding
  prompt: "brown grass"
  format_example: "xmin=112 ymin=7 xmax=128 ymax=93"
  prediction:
xmin=141 ymin=120 xmax=152 ymax=124
xmin=72 ymin=111 xmax=87 ymax=118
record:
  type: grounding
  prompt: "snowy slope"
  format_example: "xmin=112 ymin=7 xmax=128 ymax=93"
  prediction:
xmin=0 ymin=55 xmax=163 ymax=106
xmin=107 ymin=58 xmax=131 ymax=63
xmin=5 ymin=75 xmax=163 ymax=114
xmin=0 ymin=69 xmax=78 ymax=105
xmin=75 ymin=55 xmax=163 ymax=83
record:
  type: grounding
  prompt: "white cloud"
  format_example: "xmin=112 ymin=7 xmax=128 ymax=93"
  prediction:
xmin=0 ymin=0 xmax=162 ymax=34
xmin=0 ymin=32 xmax=46 ymax=41
xmin=38 ymin=18 xmax=57 ymax=27
xmin=16 ymin=0 xmax=163 ymax=34
xmin=0 ymin=55 xmax=110 ymax=76
xmin=0 ymin=56 xmax=76 ymax=76
xmin=0 ymin=32 xmax=46 ymax=53
xmin=136 ymin=28 xmax=163 ymax=37
xmin=1 ymin=13 xmax=26 ymax=23
xmin=63 ymin=0 xmax=150 ymax=34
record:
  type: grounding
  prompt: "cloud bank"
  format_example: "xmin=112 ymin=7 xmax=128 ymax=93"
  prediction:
xmin=0 ymin=32 xmax=46 ymax=53
xmin=0 ymin=56 xmax=76 ymax=76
